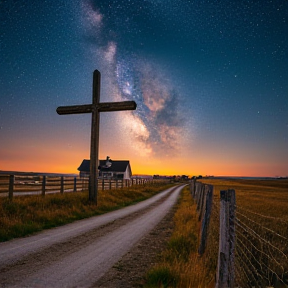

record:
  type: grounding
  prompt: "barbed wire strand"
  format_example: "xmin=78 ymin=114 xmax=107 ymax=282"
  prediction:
xmin=234 ymin=260 xmax=251 ymax=288
xmin=236 ymin=205 xmax=288 ymax=223
xmin=236 ymin=237 xmax=269 ymax=281
xmin=235 ymin=258 xmax=255 ymax=288
xmin=236 ymin=210 xmax=288 ymax=241
xmin=237 ymin=234 xmax=284 ymax=284
xmin=235 ymin=246 xmax=263 ymax=287
xmin=236 ymin=218 xmax=287 ymax=262
xmin=237 ymin=228 xmax=286 ymax=274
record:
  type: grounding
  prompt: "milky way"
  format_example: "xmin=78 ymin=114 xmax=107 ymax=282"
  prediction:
xmin=79 ymin=0 xmax=186 ymax=157
xmin=0 ymin=0 xmax=287 ymax=176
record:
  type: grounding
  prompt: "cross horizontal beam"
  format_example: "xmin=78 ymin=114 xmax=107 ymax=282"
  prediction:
xmin=56 ymin=101 xmax=137 ymax=115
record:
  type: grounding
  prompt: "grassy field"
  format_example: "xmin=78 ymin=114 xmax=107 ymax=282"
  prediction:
xmin=145 ymin=185 xmax=216 ymax=287
xmin=145 ymin=178 xmax=288 ymax=288
xmin=201 ymin=178 xmax=288 ymax=232
xmin=1 ymin=178 xmax=287 ymax=286
xmin=0 ymin=182 xmax=174 ymax=242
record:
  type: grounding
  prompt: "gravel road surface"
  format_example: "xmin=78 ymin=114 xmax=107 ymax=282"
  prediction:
xmin=0 ymin=185 xmax=185 ymax=288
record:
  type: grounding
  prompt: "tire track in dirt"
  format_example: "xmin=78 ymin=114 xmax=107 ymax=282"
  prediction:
xmin=0 ymin=185 xmax=185 ymax=288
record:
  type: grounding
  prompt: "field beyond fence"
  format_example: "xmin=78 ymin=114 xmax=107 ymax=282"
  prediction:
xmin=145 ymin=178 xmax=288 ymax=288
xmin=196 ymin=178 xmax=288 ymax=288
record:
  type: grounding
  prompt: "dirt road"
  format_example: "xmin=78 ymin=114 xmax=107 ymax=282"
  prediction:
xmin=0 ymin=185 xmax=185 ymax=288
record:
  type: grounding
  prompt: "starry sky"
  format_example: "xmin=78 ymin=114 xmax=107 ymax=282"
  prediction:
xmin=0 ymin=0 xmax=287 ymax=177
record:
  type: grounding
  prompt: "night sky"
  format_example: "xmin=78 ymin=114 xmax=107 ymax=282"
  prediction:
xmin=1 ymin=0 xmax=287 ymax=177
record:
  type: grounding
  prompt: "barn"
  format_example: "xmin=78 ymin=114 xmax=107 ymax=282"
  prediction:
xmin=77 ymin=157 xmax=132 ymax=180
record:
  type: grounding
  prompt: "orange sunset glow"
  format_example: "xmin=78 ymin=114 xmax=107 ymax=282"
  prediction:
xmin=1 ymin=1 xmax=287 ymax=178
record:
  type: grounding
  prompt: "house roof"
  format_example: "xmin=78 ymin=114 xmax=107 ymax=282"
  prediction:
xmin=78 ymin=159 xmax=131 ymax=173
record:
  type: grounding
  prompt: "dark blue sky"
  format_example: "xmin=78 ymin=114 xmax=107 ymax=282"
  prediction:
xmin=0 ymin=0 xmax=287 ymax=176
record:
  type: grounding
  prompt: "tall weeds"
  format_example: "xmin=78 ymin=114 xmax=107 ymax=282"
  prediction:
xmin=145 ymin=186 xmax=216 ymax=288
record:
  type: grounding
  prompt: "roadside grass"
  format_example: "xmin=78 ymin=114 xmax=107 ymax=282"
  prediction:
xmin=145 ymin=178 xmax=288 ymax=288
xmin=201 ymin=178 xmax=288 ymax=284
xmin=0 ymin=182 xmax=174 ymax=242
xmin=145 ymin=186 xmax=216 ymax=288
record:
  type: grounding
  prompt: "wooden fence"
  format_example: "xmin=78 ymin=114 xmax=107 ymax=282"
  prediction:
xmin=0 ymin=173 xmax=156 ymax=199
xmin=190 ymin=179 xmax=214 ymax=256
xmin=190 ymin=180 xmax=288 ymax=288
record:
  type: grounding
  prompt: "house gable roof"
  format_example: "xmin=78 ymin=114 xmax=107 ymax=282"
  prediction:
xmin=78 ymin=159 xmax=131 ymax=173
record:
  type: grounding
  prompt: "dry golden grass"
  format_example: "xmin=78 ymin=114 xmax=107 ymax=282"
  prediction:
xmin=201 ymin=178 xmax=288 ymax=286
xmin=145 ymin=186 xmax=216 ymax=288
xmin=0 ymin=182 xmax=173 ymax=242
xmin=201 ymin=178 xmax=288 ymax=228
xmin=145 ymin=178 xmax=288 ymax=288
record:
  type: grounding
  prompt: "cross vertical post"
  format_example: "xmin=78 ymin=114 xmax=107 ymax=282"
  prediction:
xmin=56 ymin=69 xmax=137 ymax=204
xmin=90 ymin=70 xmax=100 ymax=202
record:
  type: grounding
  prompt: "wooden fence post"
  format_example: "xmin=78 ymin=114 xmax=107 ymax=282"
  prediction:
xmin=196 ymin=183 xmax=203 ymax=213
xmin=195 ymin=181 xmax=198 ymax=200
xmin=73 ymin=177 xmax=77 ymax=192
xmin=195 ymin=182 xmax=202 ymax=206
xmin=216 ymin=190 xmax=229 ymax=287
xmin=198 ymin=184 xmax=213 ymax=255
xmin=42 ymin=175 xmax=46 ymax=196
xmin=228 ymin=189 xmax=236 ymax=286
xmin=9 ymin=175 xmax=14 ymax=200
xmin=216 ymin=189 xmax=236 ymax=288
xmin=102 ymin=178 xmax=104 ymax=190
xmin=198 ymin=184 xmax=206 ymax=221
xmin=109 ymin=179 xmax=112 ymax=190
xmin=190 ymin=178 xmax=196 ymax=197
xmin=60 ymin=176 xmax=64 ymax=194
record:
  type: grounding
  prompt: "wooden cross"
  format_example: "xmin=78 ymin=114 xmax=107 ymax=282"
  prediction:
xmin=56 ymin=70 xmax=137 ymax=203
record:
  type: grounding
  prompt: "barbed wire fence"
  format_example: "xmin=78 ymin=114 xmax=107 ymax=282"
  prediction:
xmin=190 ymin=179 xmax=288 ymax=288
xmin=235 ymin=205 xmax=288 ymax=287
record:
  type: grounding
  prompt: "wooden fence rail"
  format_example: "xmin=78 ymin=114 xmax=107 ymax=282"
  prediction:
xmin=0 ymin=174 xmax=157 ymax=199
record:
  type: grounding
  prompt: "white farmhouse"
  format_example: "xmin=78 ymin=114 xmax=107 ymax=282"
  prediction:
xmin=78 ymin=157 xmax=132 ymax=180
